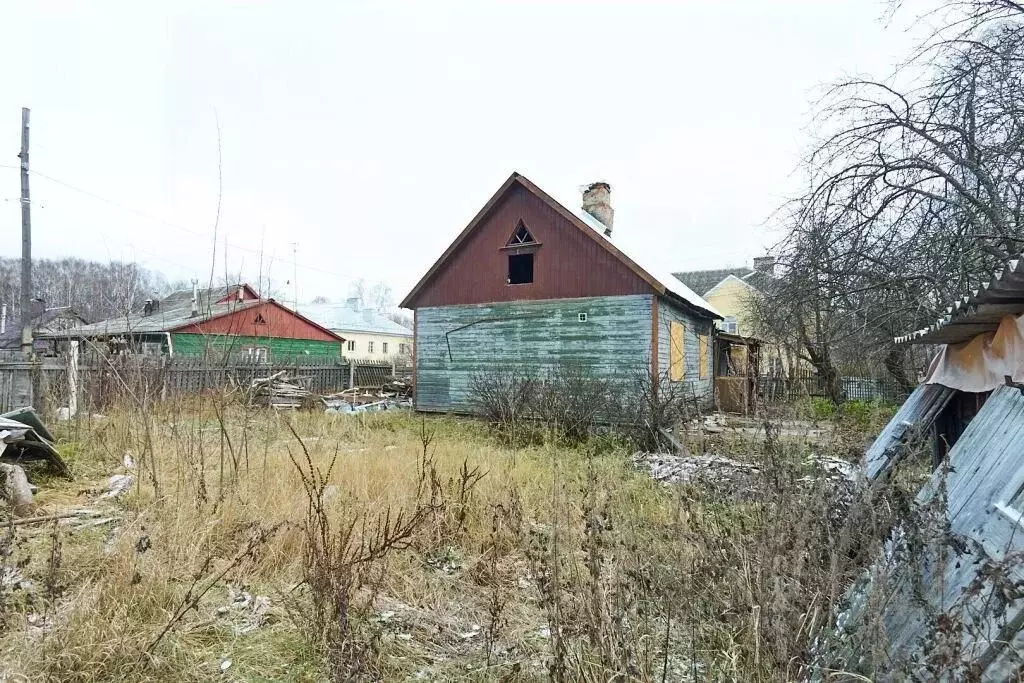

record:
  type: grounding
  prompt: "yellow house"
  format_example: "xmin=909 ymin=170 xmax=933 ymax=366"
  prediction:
xmin=301 ymin=299 xmax=413 ymax=361
xmin=674 ymin=258 xmax=796 ymax=375
xmin=674 ymin=257 xmax=775 ymax=338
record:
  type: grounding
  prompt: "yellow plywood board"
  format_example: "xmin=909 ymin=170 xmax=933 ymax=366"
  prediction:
xmin=670 ymin=321 xmax=685 ymax=381
xmin=699 ymin=334 xmax=709 ymax=379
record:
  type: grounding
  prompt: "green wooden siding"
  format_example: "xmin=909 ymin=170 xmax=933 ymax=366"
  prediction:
xmin=415 ymin=295 xmax=654 ymax=413
xmin=171 ymin=333 xmax=342 ymax=359
xmin=656 ymin=297 xmax=714 ymax=400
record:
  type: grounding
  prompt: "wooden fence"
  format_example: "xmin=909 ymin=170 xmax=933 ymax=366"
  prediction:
xmin=0 ymin=354 xmax=413 ymax=413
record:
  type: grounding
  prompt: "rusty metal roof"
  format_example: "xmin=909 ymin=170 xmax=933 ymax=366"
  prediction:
xmin=896 ymin=256 xmax=1024 ymax=345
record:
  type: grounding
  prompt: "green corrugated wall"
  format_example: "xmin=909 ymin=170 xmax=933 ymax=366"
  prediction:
xmin=171 ymin=333 xmax=342 ymax=359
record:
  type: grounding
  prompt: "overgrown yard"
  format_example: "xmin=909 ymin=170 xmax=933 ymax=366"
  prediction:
xmin=0 ymin=398 xmax=908 ymax=682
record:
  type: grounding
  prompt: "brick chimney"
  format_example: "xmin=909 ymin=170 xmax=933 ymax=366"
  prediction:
xmin=582 ymin=182 xmax=614 ymax=237
xmin=752 ymin=256 xmax=775 ymax=275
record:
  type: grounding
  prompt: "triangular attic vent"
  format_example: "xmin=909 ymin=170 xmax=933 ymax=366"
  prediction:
xmin=507 ymin=221 xmax=536 ymax=246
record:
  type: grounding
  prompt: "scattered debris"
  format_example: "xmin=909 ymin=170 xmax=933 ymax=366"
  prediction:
xmin=215 ymin=586 xmax=273 ymax=635
xmin=8 ymin=508 xmax=108 ymax=527
xmin=0 ymin=462 xmax=34 ymax=514
xmin=102 ymin=474 xmax=135 ymax=499
xmin=323 ymin=378 xmax=413 ymax=414
xmin=0 ymin=407 xmax=68 ymax=476
xmin=635 ymin=452 xmax=760 ymax=486
xmin=459 ymin=624 xmax=481 ymax=640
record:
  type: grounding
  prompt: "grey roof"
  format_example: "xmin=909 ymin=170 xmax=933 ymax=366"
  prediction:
xmin=0 ymin=307 xmax=87 ymax=349
xmin=43 ymin=300 xmax=261 ymax=338
xmin=38 ymin=285 xmax=259 ymax=338
xmin=896 ymin=255 xmax=1024 ymax=345
xmin=671 ymin=267 xmax=774 ymax=297
xmin=299 ymin=304 xmax=412 ymax=336
xmin=673 ymin=268 xmax=753 ymax=296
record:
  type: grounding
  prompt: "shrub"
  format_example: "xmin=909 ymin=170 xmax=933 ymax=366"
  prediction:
xmin=808 ymin=396 xmax=837 ymax=421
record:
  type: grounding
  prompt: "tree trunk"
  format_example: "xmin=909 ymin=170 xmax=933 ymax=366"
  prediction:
xmin=884 ymin=344 xmax=915 ymax=396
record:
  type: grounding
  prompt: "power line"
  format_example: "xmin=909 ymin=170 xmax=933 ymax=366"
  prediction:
xmin=24 ymin=168 xmax=363 ymax=282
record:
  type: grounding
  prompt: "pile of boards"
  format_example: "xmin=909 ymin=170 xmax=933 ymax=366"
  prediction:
xmin=249 ymin=373 xmax=413 ymax=413
xmin=323 ymin=379 xmax=413 ymax=414
xmin=249 ymin=371 xmax=321 ymax=409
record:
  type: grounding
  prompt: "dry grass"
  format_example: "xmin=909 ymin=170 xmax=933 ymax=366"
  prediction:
xmin=0 ymin=396 xmax=903 ymax=681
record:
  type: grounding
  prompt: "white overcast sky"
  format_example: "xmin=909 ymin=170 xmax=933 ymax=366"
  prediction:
xmin=0 ymin=1 xmax=928 ymax=308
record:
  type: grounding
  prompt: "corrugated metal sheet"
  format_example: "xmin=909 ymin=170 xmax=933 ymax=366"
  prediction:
xmin=414 ymin=294 xmax=654 ymax=413
xmin=896 ymin=256 xmax=1024 ymax=345
xmin=826 ymin=385 xmax=1024 ymax=679
xmin=657 ymin=298 xmax=714 ymax=400
xmin=862 ymin=383 xmax=957 ymax=481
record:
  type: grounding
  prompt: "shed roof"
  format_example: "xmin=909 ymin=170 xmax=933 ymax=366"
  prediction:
xmin=300 ymin=304 xmax=412 ymax=336
xmin=0 ymin=307 xmax=86 ymax=349
xmin=44 ymin=299 xmax=263 ymax=337
xmin=896 ymin=256 xmax=1024 ymax=345
xmin=400 ymin=172 xmax=721 ymax=319
xmin=39 ymin=284 xmax=345 ymax=343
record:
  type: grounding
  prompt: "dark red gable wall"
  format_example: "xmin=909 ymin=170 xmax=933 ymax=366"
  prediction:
xmin=411 ymin=185 xmax=653 ymax=307
xmin=174 ymin=301 xmax=339 ymax=342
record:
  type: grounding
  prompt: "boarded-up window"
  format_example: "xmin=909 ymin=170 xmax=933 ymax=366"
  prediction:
xmin=699 ymin=333 xmax=709 ymax=379
xmin=670 ymin=321 xmax=685 ymax=381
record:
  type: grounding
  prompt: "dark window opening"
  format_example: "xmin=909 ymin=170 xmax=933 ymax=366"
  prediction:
xmin=508 ymin=253 xmax=534 ymax=284
xmin=508 ymin=221 xmax=536 ymax=246
xmin=254 ymin=313 xmax=267 ymax=324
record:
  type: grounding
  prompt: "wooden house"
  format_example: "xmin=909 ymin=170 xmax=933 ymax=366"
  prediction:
xmin=42 ymin=283 xmax=345 ymax=361
xmin=400 ymin=172 xmax=722 ymax=413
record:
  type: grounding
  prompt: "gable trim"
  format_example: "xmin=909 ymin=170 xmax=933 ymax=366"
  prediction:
xmin=400 ymin=172 xmax=667 ymax=309
xmin=704 ymin=273 xmax=760 ymax=298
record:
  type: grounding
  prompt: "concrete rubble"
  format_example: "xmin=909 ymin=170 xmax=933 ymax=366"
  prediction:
xmin=0 ymin=462 xmax=34 ymax=514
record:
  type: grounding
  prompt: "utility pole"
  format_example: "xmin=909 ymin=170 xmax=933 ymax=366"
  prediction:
xmin=291 ymin=242 xmax=298 ymax=312
xmin=19 ymin=107 xmax=31 ymax=357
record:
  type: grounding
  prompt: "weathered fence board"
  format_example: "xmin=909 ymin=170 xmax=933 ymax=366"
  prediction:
xmin=0 ymin=355 xmax=413 ymax=412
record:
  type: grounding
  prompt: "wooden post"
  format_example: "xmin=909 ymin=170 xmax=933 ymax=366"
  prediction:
xmin=19 ymin=108 xmax=32 ymax=359
xmin=68 ymin=341 xmax=79 ymax=417
xmin=348 ymin=360 xmax=355 ymax=389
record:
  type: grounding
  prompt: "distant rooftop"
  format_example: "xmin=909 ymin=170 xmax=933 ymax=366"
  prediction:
xmin=301 ymin=300 xmax=412 ymax=336
xmin=673 ymin=267 xmax=773 ymax=296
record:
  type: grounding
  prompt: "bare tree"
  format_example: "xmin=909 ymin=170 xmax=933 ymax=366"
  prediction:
xmin=759 ymin=0 xmax=1024 ymax=392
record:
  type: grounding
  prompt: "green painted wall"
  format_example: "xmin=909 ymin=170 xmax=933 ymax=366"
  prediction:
xmin=171 ymin=333 xmax=342 ymax=359
xmin=415 ymin=295 xmax=655 ymax=413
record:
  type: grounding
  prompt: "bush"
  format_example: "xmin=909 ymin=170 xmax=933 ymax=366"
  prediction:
xmin=839 ymin=398 xmax=898 ymax=432
xmin=808 ymin=396 xmax=837 ymax=421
